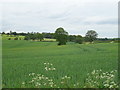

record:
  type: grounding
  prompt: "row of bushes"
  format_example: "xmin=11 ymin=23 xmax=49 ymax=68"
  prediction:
xmin=8 ymin=37 xmax=23 ymax=40
xmin=7 ymin=37 xmax=119 ymax=44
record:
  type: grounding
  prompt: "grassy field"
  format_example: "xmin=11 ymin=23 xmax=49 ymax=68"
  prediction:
xmin=2 ymin=40 xmax=118 ymax=88
xmin=2 ymin=35 xmax=25 ymax=40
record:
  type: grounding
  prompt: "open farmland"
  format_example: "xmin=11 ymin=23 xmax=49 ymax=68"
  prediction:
xmin=2 ymin=40 xmax=118 ymax=88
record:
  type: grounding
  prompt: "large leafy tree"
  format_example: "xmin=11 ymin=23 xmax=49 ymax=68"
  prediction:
xmin=55 ymin=27 xmax=68 ymax=45
xmin=85 ymin=30 xmax=98 ymax=43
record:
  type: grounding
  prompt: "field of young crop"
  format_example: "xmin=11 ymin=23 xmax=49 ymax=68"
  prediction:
xmin=2 ymin=40 xmax=118 ymax=88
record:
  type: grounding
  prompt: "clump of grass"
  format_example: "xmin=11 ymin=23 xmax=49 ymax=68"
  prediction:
xmin=22 ymin=62 xmax=118 ymax=88
xmin=22 ymin=73 xmax=57 ymax=88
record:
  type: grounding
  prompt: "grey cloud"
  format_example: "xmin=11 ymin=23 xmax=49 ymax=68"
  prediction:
xmin=1 ymin=1 xmax=118 ymax=38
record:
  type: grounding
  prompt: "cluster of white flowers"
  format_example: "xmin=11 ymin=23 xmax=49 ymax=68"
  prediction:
xmin=60 ymin=75 xmax=71 ymax=85
xmin=61 ymin=75 xmax=71 ymax=80
xmin=102 ymin=70 xmax=118 ymax=88
xmin=22 ymin=73 xmax=57 ymax=88
xmin=22 ymin=62 xmax=118 ymax=88
xmin=29 ymin=73 xmax=35 ymax=76
xmin=44 ymin=62 xmax=56 ymax=71
xmin=73 ymin=82 xmax=80 ymax=87
xmin=84 ymin=69 xmax=118 ymax=88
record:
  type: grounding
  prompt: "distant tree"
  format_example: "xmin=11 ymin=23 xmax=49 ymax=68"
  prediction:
xmin=50 ymin=33 xmax=55 ymax=39
xmin=36 ymin=33 xmax=43 ymax=41
xmin=30 ymin=34 xmax=36 ymax=40
xmin=68 ymin=35 xmax=76 ymax=42
xmin=12 ymin=32 xmax=17 ymax=36
xmin=16 ymin=32 xmax=26 ymax=36
xmin=105 ymin=38 xmax=108 ymax=41
xmin=85 ymin=30 xmax=98 ymax=43
xmin=55 ymin=27 xmax=68 ymax=45
xmin=24 ymin=35 xmax=30 ymax=40
xmin=6 ymin=33 xmax=10 ymax=36
xmin=42 ymin=32 xmax=55 ymax=39
xmin=2 ymin=32 xmax=5 ymax=34
xmin=8 ymin=38 xmax=11 ymax=40
xmin=75 ymin=35 xmax=83 ymax=44
xmin=14 ymin=37 xmax=18 ymax=40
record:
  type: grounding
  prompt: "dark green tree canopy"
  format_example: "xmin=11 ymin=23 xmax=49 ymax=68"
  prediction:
xmin=55 ymin=27 xmax=68 ymax=35
xmin=85 ymin=30 xmax=98 ymax=42
xmin=75 ymin=35 xmax=83 ymax=44
xmin=55 ymin=27 xmax=68 ymax=45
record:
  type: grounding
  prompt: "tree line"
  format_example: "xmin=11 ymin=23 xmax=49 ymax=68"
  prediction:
xmin=1 ymin=27 xmax=119 ymax=45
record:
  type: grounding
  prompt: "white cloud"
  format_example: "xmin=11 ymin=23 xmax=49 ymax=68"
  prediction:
xmin=1 ymin=0 xmax=119 ymax=3
xmin=1 ymin=0 xmax=118 ymax=38
xmin=83 ymin=16 xmax=117 ymax=25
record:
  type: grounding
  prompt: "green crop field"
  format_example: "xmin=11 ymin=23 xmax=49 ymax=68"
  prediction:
xmin=2 ymin=35 xmax=25 ymax=40
xmin=2 ymin=40 xmax=118 ymax=88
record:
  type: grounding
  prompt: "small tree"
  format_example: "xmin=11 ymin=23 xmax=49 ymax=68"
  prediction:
xmin=85 ymin=30 xmax=98 ymax=43
xmin=68 ymin=35 xmax=76 ymax=42
xmin=24 ymin=35 xmax=30 ymax=40
xmin=8 ymin=38 xmax=11 ymax=40
xmin=36 ymin=33 xmax=43 ymax=41
xmin=55 ymin=27 xmax=68 ymax=45
xmin=2 ymin=32 xmax=5 ymax=35
xmin=14 ymin=37 xmax=18 ymax=40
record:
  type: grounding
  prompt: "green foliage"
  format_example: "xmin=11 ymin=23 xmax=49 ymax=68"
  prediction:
xmin=14 ymin=37 xmax=18 ymax=40
xmin=42 ymin=33 xmax=55 ymax=39
xmin=34 ymin=33 xmax=43 ymax=41
xmin=2 ymin=32 xmax=5 ymax=34
xmin=75 ymin=35 xmax=83 ymax=44
xmin=55 ymin=27 xmax=68 ymax=45
xmin=24 ymin=35 xmax=30 ymax=40
xmin=8 ymin=38 xmax=11 ymax=40
xmin=24 ymin=33 xmax=43 ymax=41
xmin=85 ymin=30 xmax=98 ymax=42
xmin=68 ymin=35 xmax=77 ymax=42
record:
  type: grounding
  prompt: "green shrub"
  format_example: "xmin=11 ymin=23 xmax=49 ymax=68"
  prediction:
xmin=14 ymin=37 xmax=18 ymax=40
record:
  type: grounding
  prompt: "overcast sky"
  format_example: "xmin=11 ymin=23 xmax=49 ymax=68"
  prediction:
xmin=0 ymin=0 xmax=119 ymax=38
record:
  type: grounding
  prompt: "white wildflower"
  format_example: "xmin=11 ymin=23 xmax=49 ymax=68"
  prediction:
xmin=31 ymin=73 xmax=35 ymax=75
xmin=48 ymin=68 xmax=51 ymax=70
xmin=74 ymin=84 xmax=76 ymax=86
xmin=65 ymin=76 xmax=67 ymax=78
xmin=44 ymin=83 xmax=46 ymax=85
xmin=61 ymin=82 xmax=64 ymax=84
xmin=52 ymin=68 xmax=56 ymax=70
xmin=50 ymin=84 xmax=53 ymax=87
xmin=45 ymin=67 xmax=48 ymax=70
xmin=92 ymin=70 xmax=95 ymax=74
xmin=22 ymin=82 xmax=25 ymax=85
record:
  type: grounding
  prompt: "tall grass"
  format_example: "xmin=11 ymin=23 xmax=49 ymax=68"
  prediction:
xmin=21 ymin=62 xmax=118 ymax=88
xmin=2 ymin=40 xmax=118 ymax=88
